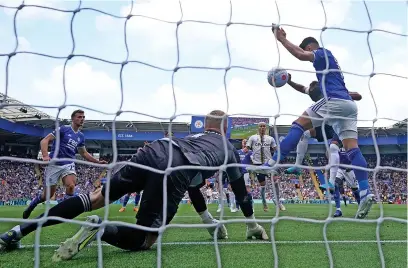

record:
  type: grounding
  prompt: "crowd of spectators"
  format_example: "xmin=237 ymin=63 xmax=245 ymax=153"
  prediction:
xmin=231 ymin=118 xmax=269 ymax=128
xmin=0 ymin=152 xmax=406 ymax=204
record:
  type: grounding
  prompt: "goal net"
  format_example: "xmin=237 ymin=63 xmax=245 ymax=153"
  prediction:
xmin=0 ymin=0 xmax=407 ymax=268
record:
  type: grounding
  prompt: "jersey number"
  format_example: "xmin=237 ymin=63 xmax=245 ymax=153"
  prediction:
xmin=333 ymin=57 xmax=344 ymax=79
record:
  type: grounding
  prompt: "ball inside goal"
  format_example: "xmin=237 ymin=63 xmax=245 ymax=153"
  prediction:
xmin=267 ymin=68 xmax=289 ymax=88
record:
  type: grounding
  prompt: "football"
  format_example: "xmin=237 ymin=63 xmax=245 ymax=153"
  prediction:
xmin=267 ymin=68 xmax=289 ymax=88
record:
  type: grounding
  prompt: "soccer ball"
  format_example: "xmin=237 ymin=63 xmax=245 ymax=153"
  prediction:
xmin=267 ymin=68 xmax=289 ymax=88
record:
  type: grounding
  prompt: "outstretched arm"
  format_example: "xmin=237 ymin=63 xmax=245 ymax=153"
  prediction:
xmin=273 ymin=26 xmax=314 ymax=62
xmin=287 ymin=74 xmax=307 ymax=94
xmin=78 ymin=147 xmax=106 ymax=164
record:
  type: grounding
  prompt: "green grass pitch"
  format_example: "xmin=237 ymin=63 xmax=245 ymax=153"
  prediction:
xmin=0 ymin=204 xmax=406 ymax=268
xmin=230 ymin=125 xmax=269 ymax=139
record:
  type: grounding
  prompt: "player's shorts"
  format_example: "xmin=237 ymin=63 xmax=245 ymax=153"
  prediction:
xmin=314 ymin=125 xmax=335 ymax=142
xmin=336 ymin=168 xmax=358 ymax=189
xmin=252 ymin=164 xmax=270 ymax=183
xmin=243 ymin=173 xmax=251 ymax=186
xmin=44 ymin=162 xmax=76 ymax=186
xmin=102 ymin=140 xmax=196 ymax=235
xmin=306 ymin=98 xmax=358 ymax=141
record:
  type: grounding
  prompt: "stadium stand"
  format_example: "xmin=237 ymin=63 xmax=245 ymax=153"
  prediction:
xmin=0 ymin=98 xmax=406 ymax=206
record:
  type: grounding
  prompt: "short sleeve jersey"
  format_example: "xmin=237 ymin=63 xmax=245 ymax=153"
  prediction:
xmin=312 ymin=48 xmax=351 ymax=101
xmin=49 ymin=125 xmax=85 ymax=165
xmin=246 ymin=134 xmax=276 ymax=164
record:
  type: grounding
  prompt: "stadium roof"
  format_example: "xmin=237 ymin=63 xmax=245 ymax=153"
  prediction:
xmin=79 ymin=120 xmax=191 ymax=132
xmin=0 ymin=93 xmax=53 ymax=123
xmin=358 ymin=127 xmax=406 ymax=137
xmin=0 ymin=93 xmax=191 ymax=132
xmin=14 ymin=119 xmax=192 ymax=132
xmin=391 ymin=119 xmax=407 ymax=129
xmin=0 ymin=94 xmax=406 ymax=135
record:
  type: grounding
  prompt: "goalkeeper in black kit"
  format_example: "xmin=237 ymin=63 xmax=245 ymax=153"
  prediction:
xmin=0 ymin=110 xmax=268 ymax=261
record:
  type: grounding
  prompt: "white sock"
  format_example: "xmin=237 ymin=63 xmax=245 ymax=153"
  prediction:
xmin=199 ymin=209 xmax=214 ymax=224
xmin=246 ymin=214 xmax=257 ymax=229
xmin=12 ymin=225 xmax=22 ymax=239
xmin=229 ymin=192 xmax=236 ymax=209
xmin=267 ymin=159 xmax=276 ymax=166
xmin=295 ymin=135 xmax=309 ymax=166
xmin=329 ymin=143 xmax=340 ymax=185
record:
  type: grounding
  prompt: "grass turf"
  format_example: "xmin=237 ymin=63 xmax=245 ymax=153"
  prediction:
xmin=0 ymin=203 xmax=406 ymax=268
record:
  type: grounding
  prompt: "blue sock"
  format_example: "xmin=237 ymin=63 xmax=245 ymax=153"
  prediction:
xmin=236 ymin=201 xmax=240 ymax=210
xmin=134 ymin=193 xmax=141 ymax=206
xmin=272 ymin=122 xmax=305 ymax=162
xmin=29 ymin=195 xmax=42 ymax=209
xmin=63 ymin=193 xmax=74 ymax=201
xmin=353 ymin=189 xmax=360 ymax=204
xmin=334 ymin=186 xmax=341 ymax=210
xmin=122 ymin=194 xmax=130 ymax=207
xmin=347 ymin=148 xmax=369 ymax=198
xmin=226 ymin=193 xmax=230 ymax=206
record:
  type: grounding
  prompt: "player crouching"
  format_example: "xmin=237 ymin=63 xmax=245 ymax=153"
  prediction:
xmin=0 ymin=110 xmax=268 ymax=261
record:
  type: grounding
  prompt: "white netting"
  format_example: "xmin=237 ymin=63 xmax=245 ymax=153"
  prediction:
xmin=0 ymin=1 xmax=407 ymax=268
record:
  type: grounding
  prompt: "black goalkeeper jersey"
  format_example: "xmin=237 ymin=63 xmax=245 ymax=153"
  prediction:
xmin=171 ymin=131 xmax=242 ymax=182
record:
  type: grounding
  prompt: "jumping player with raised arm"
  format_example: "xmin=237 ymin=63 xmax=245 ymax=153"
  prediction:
xmin=257 ymin=27 xmax=374 ymax=219
xmin=285 ymin=74 xmax=362 ymax=192
xmin=246 ymin=122 xmax=283 ymax=212
xmin=0 ymin=110 xmax=268 ymax=258
xmin=22 ymin=110 xmax=107 ymax=219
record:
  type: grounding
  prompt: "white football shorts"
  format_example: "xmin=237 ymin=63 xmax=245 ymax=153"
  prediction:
xmin=306 ymin=98 xmax=358 ymax=141
xmin=44 ymin=162 xmax=76 ymax=186
xmin=336 ymin=168 xmax=358 ymax=189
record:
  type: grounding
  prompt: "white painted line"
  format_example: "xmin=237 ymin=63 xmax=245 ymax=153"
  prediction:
xmin=20 ymin=240 xmax=406 ymax=249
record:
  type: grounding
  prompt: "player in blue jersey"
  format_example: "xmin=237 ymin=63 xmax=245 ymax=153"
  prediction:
xmin=22 ymin=110 xmax=107 ymax=219
xmin=257 ymin=27 xmax=374 ymax=219
xmin=284 ymin=74 xmax=362 ymax=193
xmin=119 ymin=192 xmax=142 ymax=213
xmin=330 ymin=148 xmax=361 ymax=217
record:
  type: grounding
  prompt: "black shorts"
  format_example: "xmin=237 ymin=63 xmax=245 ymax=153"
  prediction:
xmin=253 ymin=164 xmax=270 ymax=183
xmin=102 ymin=140 xmax=196 ymax=230
xmin=314 ymin=125 xmax=340 ymax=143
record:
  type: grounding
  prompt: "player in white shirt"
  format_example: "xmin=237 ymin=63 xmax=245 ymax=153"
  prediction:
xmin=246 ymin=122 xmax=284 ymax=212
